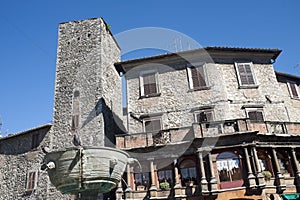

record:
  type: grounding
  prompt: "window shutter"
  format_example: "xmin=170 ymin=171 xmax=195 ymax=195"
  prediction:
xmin=205 ymin=111 xmax=213 ymax=122
xmin=27 ymin=172 xmax=36 ymax=191
xmin=248 ymin=111 xmax=264 ymax=122
xmin=237 ymin=63 xmax=255 ymax=85
xmin=145 ymin=119 xmax=161 ymax=132
xmin=143 ymin=73 xmax=157 ymax=95
xmin=190 ymin=66 xmax=206 ymax=88
xmin=256 ymin=111 xmax=264 ymax=121
xmin=289 ymin=83 xmax=299 ymax=98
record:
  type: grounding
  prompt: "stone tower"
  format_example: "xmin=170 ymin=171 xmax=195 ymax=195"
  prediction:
xmin=50 ymin=18 xmax=123 ymax=150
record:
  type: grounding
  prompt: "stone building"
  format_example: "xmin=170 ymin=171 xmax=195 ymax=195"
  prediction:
xmin=1 ymin=17 xmax=300 ymax=200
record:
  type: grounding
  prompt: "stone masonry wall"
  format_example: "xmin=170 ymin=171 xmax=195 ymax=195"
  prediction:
xmin=0 ymin=125 xmax=51 ymax=199
xmin=278 ymin=81 xmax=300 ymax=122
xmin=50 ymin=18 xmax=121 ymax=150
xmin=126 ymin=60 xmax=290 ymax=134
xmin=223 ymin=63 xmax=289 ymax=122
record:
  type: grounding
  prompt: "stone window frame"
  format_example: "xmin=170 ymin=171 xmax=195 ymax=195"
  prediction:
xmin=71 ymin=90 xmax=80 ymax=132
xmin=26 ymin=170 xmax=37 ymax=192
xmin=139 ymin=69 xmax=160 ymax=98
xmin=287 ymin=81 xmax=300 ymax=99
xmin=234 ymin=62 xmax=259 ymax=89
xmin=186 ymin=62 xmax=210 ymax=91
xmin=245 ymin=108 xmax=264 ymax=122
xmin=193 ymin=108 xmax=215 ymax=123
xmin=142 ymin=116 xmax=162 ymax=134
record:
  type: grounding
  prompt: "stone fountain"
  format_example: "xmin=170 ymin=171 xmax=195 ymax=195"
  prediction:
xmin=43 ymin=146 xmax=131 ymax=195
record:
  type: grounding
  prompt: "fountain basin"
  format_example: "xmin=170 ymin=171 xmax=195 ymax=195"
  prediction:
xmin=44 ymin=146 xmax=129 ymax=194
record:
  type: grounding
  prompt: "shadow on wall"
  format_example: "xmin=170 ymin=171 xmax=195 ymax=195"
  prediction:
xmin=81 ymin=97 xmax=126 ymax=147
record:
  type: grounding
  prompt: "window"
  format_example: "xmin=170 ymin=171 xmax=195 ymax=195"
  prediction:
xmin=158 ymin=169 xmax=173 ymax=186
xmin=71 ymin=90 xmax=80 ymax=132
xmin=217 ymin=152 xmax=242 ymax=183
xmin=180 ymin=159 xmax=197 ymax=186
xmin=134 ymin=173 xmax=150 ymax=190
xmin=187 ymin=64 xmax=207 ymax=90
xmin=194 ymin=110 xmax=214 ymax=123
xmin=257 ymin=150 xmax=273 ymax=177
xmin=235 ymin=62 xmax=257 ymax=87
xmin=287 ymin=82 xmax=300 ymax=99
xmin=26 ymin=171 xmax=37 ymax=192
xmin=247 ymin=110 xmax=264 ymax=122
xmin=140 ymin=71 xmax=159 ymax=97
xmin=31 ymin=133 xmax=40 ymax=149
xmin=143 ymin=117 xmax=161 ymax=133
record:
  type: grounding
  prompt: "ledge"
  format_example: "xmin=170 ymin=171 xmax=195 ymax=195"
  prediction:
xmin=188 ymin=86 xmax=211 ymax=92
xmin=139 ymin=93 xmax=161 ymax=99
xmin=238 ymin=85 xmax=259 ymax=89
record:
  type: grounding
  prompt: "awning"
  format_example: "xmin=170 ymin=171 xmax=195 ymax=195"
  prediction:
xmin=281 ymin=193 xmax=300 ymax=200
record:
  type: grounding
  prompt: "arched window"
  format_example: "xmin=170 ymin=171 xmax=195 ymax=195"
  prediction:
xmin=216 ymin=152 xmax=243 ymax=188
xmin=277 ymin=151 xmax=293 ymax=176
xmin=257 ymin=150 xmax=273 ymax=177
xmin=180 ymin=159 xmax=197 ymax=186
xmin=71 ymin=90 xmax=80 ymax=132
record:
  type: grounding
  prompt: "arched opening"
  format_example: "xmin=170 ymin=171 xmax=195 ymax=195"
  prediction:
xmin=179 ymin=159 xmax=197 ymax=187
xmin=217 ymin=152 xmax=243 ymax=189
xmin=257 ymin=149 xmax=274 ymax=178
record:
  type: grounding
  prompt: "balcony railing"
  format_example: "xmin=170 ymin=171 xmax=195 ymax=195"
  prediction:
xmin=116 ymin=119 xmax=300 ymax=149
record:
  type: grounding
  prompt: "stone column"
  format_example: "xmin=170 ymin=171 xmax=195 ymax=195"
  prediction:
xmin=251 ymin=146 xmax=265 ymax=187
xmin=291 ymin=148 xmax=300 ymax=178
xmin=149 ymin=159 xmax=157 ymax=197
xmin=173 ymin=159 xmax=182 ymax=196
xmin=208 ymin=152 xmax=218 ymax=192
xmin=271 ymin=148 xmax=286 ymax=192
xmin=116 ymin=181 xmax=123 ymax=200
xmin=125 ymin=164 xmax=132 ymax=199
xmin=197 ymin=151 xmax=209 ymax=193
xmin=244 ymin=147 xmax=256 ymax=188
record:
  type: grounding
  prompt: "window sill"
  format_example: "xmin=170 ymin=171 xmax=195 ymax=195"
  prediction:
xmin=188 ymin=86 xmax=211 ymax=92
xmin=139 ymin=93 xmax=161 ymax=99
xmin=291 ymin=97 xmax=300 ymax=100
xmin=238 ymin=85 xmax=259 ymax=89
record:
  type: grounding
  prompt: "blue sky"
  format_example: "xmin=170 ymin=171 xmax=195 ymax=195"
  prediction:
xmin=0 ymin=0 xmax=299 ymax=136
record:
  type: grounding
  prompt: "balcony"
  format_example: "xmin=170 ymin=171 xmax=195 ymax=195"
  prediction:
xmin=116 ymin=119 xmax=300 ymax=149
xmin=193 ymin=119 xmax=300 ymax=138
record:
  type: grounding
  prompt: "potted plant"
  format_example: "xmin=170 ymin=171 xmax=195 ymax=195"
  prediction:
xmin=262 ymin=170 xmax=272 ymax=181
xmin=159 ymin=181 xmax=170 ymax=190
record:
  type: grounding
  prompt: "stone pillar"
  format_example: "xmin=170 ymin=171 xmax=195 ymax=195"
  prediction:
xmin=291 ymin=148 xmax=300 ymax=178
xmin=125 ymin=164 xmax=132 ymax=199
xmin=208 ymin=152 xmax=218 ymax=192
xmin=271 ymin=148 xmax=286 ymax=192
xmin=198 ymin=151 xmax=209 ymax=193
xmin=149 ymin=159 xmax=157 ymax=197
xmin=244 ymin=147 xmax=256 ymax=188
xmin=251 ymin=146 xmax=265 ymax=187
xmin=291 ymin=148 xmax=300 ymax=191
xmin=116 ymin=181 xmax=123 ymax=200
xmin=173 ymin=159 xmax=182 ymax=196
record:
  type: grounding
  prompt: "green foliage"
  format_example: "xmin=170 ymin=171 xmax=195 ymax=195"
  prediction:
xmin=106 ymin=24 xmax=111 ymax=31
xmin=262 ymin=170 xmax=272 ymax=180
xmin=159 ymin=181 xmax=170 ymax=190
